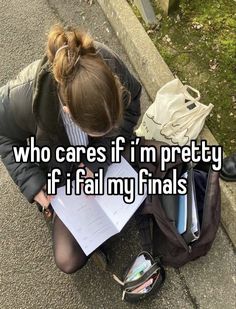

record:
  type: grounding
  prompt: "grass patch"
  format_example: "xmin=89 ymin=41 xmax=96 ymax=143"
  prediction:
xmin=128 ymin=0 xmax=236 ymax=154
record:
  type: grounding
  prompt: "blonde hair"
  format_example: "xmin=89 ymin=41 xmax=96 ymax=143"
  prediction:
xmin=46 ymin=25 xmax=124 ymax=135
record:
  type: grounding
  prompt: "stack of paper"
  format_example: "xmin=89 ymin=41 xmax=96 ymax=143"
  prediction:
xmin=51 ymin=157 xmax=147 ymax=255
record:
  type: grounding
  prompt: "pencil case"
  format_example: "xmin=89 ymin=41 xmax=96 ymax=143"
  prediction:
xmin=113 ymin=251 xmax=165 ymax=303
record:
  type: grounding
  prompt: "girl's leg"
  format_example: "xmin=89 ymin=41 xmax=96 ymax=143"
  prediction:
xmin=52 ymin=214 xmax=90 ymax=274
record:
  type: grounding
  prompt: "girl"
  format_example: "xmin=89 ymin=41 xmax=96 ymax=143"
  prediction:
xmin=0 ymin=25 xmax=142 ymax=273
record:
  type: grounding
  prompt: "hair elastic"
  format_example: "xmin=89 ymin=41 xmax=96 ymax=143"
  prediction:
xmin=55 ymin=44 xmax=81 ymax=67
xmin=55 ymin=44 xmax=69 ymax=58
xmin=74 ymin=55 xmax=81 ymax=67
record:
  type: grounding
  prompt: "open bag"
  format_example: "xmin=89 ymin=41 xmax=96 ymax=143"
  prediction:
xmin=135 ymin=79 xmax=214 ymax=146
xmin=135 ymin=140 xmax=221 ymax=268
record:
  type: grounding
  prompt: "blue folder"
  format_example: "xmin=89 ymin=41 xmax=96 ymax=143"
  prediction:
xmin=177 ymin=172 xmax=188 ymax=234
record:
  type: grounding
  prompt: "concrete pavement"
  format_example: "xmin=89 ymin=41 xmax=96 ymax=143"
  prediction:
xmin=0 ymin=1 xmax=235 ymax=308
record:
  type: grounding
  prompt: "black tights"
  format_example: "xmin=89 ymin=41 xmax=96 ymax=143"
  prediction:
xmin=52 ymin=214 xmax=91 ymax=274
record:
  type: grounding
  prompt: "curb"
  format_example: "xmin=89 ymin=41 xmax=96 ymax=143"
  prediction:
xmin=97 ymin=0 xmax=236 ymax=247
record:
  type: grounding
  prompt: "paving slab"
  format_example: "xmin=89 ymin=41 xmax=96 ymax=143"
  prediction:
xmin=0 ymin=0 xmax=235 ymax=308
xmin=180 ymin=227 xmax=236 ymax=309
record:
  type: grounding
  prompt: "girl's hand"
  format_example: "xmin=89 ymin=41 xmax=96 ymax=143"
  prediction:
xmin=34 ymin=186 xmax=54 ymax=209
xmin=79 ymin=163 xmax=94 ymax=178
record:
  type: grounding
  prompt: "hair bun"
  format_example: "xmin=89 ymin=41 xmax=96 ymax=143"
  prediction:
xmin=46 ymin=24 xmax=96 ymax=84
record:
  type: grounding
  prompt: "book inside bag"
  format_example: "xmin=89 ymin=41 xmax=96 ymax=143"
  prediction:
xmin=160 ymin=166 xmax=208 ymax=246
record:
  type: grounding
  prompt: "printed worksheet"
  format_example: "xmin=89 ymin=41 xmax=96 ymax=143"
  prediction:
xmin=51 ymin=157 xmax=147 ymax=255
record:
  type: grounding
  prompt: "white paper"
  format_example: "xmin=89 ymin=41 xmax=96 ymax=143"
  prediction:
xmin=191 ymin=182 xmax=200 ymax=238
xmin=52 ymin=190 xmax=118 ymax=255
xmin=96 ymin=158 xmax=147 ymax=232
xmin=51 ymin=157 xmax=147 ymax=255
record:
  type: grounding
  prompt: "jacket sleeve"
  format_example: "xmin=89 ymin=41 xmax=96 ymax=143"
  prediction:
xmin=0 ymin=68 xmax=46 ymax=203
xmin=112 ymin=50 xmax=142 ymax=139
xmin=85 ymin=45 xmax=142 ymax=174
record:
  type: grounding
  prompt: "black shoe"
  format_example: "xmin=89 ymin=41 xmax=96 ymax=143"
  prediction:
xmin=220 ymin=153 xmax=236 ymax=182
xmin=91 ymin=247 xmax=109 ymax=271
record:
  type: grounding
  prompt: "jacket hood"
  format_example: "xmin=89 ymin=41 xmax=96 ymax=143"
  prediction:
xmin=32 ymin=55 xmax=62 ymax=135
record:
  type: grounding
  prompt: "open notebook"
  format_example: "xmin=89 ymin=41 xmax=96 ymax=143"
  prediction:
xmin=51 ymin=157 xmax=147 ymax=256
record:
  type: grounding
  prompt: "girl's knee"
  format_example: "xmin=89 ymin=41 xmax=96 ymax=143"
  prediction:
xmin=54 ymin=253 xmax=88 ymax=274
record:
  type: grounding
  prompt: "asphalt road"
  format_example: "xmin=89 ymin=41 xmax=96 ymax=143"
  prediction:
xmin=0 ymin=1 xmax=235 ymax=308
